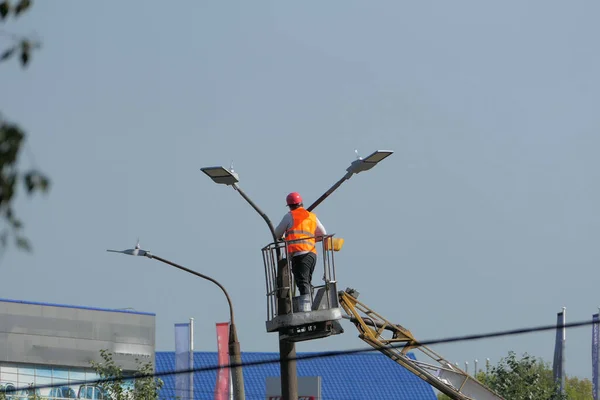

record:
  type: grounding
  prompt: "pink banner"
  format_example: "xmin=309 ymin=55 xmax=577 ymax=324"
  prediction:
xmin=215 ymin=322 xmax=230 ymax=400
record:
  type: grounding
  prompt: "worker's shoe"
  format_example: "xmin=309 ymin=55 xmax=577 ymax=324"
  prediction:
xmin=293 ymin=294 xmax=313 ymax=312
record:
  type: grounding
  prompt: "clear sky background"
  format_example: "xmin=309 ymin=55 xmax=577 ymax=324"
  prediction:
xmin=2 ymin=1 xmax=599 ymax=380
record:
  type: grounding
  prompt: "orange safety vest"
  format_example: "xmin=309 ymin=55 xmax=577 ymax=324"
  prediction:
xmin=285 ymin=208 xmax=318 ymax=255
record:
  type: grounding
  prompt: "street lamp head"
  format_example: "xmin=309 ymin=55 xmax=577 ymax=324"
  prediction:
xmin=200 ymin=166 xmax=239 ymax=186
xmin=107 ymin=240 xmax=151 ymax=257
xmin=107 ymin=248 xmax=149 ymax=257
xmin=346 ymin=150 xmax=394 ymax=175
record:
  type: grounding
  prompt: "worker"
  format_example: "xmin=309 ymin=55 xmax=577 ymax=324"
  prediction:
xmin=274 ymin=192 xmax=327 ymax=296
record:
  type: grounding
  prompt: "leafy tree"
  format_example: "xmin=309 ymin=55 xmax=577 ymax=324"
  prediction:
xmin=1 ymin=0 xmax=49 ymax=252
xmin=436 ymin=351 xmax=594 ymax=400
xmin=476 ymin=351 xmax=563 ymax=400
xmin=90 ymin=349 xmax=164 ymax=400
xmin=565 ymin=375 xmax=593 ymax=400
xmin=23 ymin=383 xmax=42 ymax=400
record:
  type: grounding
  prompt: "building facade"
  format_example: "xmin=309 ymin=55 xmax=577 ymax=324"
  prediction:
xmin=0 ymin=298 xmax=155 ymax=399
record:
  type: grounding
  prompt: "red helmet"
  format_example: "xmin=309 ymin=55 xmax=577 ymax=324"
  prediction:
xmin=286 ymin=192 xmax=302 ymax=206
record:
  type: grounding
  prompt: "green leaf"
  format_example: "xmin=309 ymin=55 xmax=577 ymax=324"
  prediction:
xmin=24 ymin=172 xmax=34 ymax=193
xmin=15 ymin=235 xmax=31 ymax=251
xmin=0 ymin=231 xmax=8 ymax=248
xmin=22 ymin=170 xmax=50 ymax=194
xmin=39 ymin=176 xmax=50 ymax=192
xmin=0 ymin=46 xmax=16 ymax=62
xmin=20 ymin=40 xmax=30 ymax=66
xmin=14 ymin=0 xmax=30 ymax=16
xmin=0 ymin=1 xmax=9 ymax=19
xmin=6 ymin=209 xmax=23 ymax=229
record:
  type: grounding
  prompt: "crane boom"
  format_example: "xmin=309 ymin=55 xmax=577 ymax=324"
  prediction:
xmin=338 ymin=288 xmax=504 ymax=400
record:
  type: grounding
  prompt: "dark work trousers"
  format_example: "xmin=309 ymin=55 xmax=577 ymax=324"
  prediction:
xmin=291 ymin=252 xmax=317 ymax=295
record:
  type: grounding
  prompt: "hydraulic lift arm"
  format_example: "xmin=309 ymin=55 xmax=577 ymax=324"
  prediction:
xmin=338 ymin=289 xmax=504 ymax=400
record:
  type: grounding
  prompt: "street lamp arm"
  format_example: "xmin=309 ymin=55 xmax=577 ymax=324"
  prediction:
xmin=307 ymin=172 xmax=352 ymax=212
xmin=233 ymin=183 xmax=278 ymax=244
xmin=147 ymin=254 xmax=236 ymax=325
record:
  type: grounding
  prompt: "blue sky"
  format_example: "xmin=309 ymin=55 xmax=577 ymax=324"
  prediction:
xmin=2 ymin=1 xmax=600 ymax=380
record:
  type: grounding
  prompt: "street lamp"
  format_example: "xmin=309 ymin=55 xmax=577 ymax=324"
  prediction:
xmin=200 ymin=166 xmax=298 ymax=400
xmin=307 ymin=150 xmax=394 ymax=211
xmin=200 ymin=166 xmax=239 ymax=186
xmin=107 ymin=242 xmax=246 ymax=400
xmin=200 ymin=166 xmax=278 ymax=244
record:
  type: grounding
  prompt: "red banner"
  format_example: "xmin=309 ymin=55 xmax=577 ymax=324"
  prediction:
xmin=214 ymin=322 xmax=230 ymax=400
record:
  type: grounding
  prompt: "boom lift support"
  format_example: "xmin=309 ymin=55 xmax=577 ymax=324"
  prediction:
xmin=256 ymin=148 xmax=501 ymax=399
xmin=339 ymin=288 xmax=504 ymax=400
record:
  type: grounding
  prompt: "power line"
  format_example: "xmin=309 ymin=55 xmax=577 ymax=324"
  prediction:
xmin=2 ymin=315 xmax=594 ymax=394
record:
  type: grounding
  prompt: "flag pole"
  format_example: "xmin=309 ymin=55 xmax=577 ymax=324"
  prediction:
xmin=597 ymin=306 xmax=600 ymax=400
xmin=190 ymin=318 xmax=194 ymax=400
xmin=594 ymin=307 xmax=600 ymax=400
xmin=562 ymin=307 xmax=566 ymax=395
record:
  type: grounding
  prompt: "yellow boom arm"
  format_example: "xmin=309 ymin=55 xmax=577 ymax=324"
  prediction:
xmin=338 ymin=289 xmax=504 ymax=400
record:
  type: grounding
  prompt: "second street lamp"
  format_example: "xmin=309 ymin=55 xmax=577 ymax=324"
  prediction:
xmin=307 ymin=150 xmax=394 ymax=211
xmin=107 ymin=243 xmax=246 ymax=400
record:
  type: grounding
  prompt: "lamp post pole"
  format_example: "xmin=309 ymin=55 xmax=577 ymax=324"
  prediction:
xmin=107 ymin=246 xmax=245 ymax=400
xmin=200 ymin=167 xmax=298 ymax=400
xmin=231 ymin=184 xmax=298 ymax=400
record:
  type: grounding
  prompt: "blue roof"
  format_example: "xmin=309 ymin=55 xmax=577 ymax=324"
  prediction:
xmin=155 ymin=351 xmax=437 ymax=400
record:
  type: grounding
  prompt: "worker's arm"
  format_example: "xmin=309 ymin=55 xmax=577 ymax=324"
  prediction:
xmin=315 ymin=218 xmax=326 ymax=241
xmin=274 ymin=213 xmax=292 ymax=240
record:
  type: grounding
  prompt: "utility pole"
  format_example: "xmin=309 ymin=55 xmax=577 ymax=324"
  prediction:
xmin=200 ymin=166 xmax=299 ymax=400
xmin=233 ymin=185 xmax=297 ymax=400
xmin=276 ymin=258 xmax=297 ymax=399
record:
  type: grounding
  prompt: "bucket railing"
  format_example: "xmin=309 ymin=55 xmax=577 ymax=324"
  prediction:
xmin=261 ymin=234 xmax=339 ymax=323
